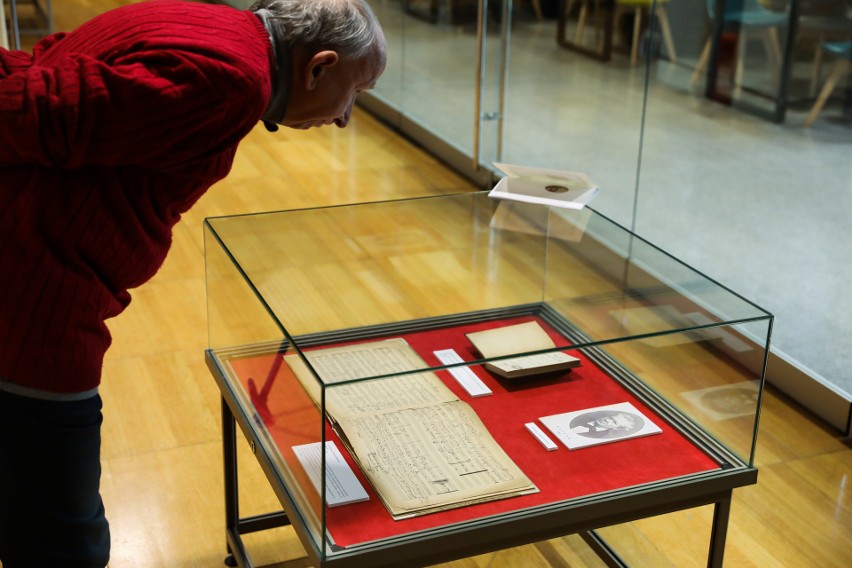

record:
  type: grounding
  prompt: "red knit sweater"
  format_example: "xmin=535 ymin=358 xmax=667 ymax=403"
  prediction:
xmin=0 ymin=0 xmax=272 ymax=393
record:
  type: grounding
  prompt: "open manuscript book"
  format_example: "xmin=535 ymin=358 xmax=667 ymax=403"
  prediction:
xmin=284 ymin=339 xmax=538 ymax=519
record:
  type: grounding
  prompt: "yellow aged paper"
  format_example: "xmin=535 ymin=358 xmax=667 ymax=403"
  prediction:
xmin=284 ymin=338 xmax=537 ymax=518
xmin=284 ymin=338 xmax=457 ymax=419
xmin=337 ymin=400 xmax=534 ymax=517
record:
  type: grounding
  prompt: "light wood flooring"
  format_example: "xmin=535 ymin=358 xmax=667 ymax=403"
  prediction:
xmin=5 ymin=1 xmax=852 ymax=566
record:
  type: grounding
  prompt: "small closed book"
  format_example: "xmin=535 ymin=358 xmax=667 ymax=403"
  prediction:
xmin=466 ymin=321 xmax=580 ymax=379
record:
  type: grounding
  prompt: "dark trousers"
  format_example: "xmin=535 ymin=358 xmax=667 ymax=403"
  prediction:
xmin=0 ymin=390 xmax=110 ymax=568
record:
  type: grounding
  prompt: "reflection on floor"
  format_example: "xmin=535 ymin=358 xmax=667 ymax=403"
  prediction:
xmin=372 ymin=2 xmax=852 ymax=399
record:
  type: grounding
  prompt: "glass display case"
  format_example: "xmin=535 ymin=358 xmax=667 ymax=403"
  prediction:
xmin=203 ymin=192 xmax=772 ymax=568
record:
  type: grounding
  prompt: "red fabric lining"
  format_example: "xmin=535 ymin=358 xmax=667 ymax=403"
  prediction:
xmin=228 ymin=315 xmax=718 ymax=547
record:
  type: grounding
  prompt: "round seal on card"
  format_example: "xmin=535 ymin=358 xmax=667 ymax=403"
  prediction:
xmin=545 ymin=185 xmax=569 ymax=193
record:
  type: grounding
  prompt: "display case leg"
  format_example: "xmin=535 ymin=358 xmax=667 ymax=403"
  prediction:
xmin=707 ymin=494 xmax=732 ymax=568
xmin=222 ymin=397 xmax=241 ymax=563
xmin=580 ymin=530 xmax=628 ymax=568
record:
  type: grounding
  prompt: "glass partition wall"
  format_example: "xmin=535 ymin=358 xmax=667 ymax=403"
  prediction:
xmin=633 ymin=0 xmax=852 ymax=433
xmin=370 ymin=0 xmax=652 ymax=224
xmin=365 ymin=0 xmax=851 ymax=431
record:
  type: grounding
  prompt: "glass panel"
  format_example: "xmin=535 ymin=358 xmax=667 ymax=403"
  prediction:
xmin=371 ymin=1 xmax=695 ymax=257
xmin=371 ymin=0 xmax=500 ymax=161
xmin=204 ymin=222 xmax=283 ymax=351
xmin=659 ymin=0 xmax=797 ymax=122
xmin=204 ymin=222 xmax=327 ymax=551
xmin=205 ymin=195 xmax=768 ymax=347
xmin=637 ymin=0 xmax=852 ymax=400
xmin=368 ymin=0 xmax=404 ymax=112
xmin=369 ymin=0 xmax=851 ymax=407
xmin=541 ymin=207 xmax=770 ymax=464
xmin=206 ymin=194 xmax=549 ymax=342
xmin=542 ymin=206 xmax=768 ymax=327
xmin=500 ymin=1 xmax=656 ymax=229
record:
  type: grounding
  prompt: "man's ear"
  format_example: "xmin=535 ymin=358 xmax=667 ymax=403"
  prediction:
xmin=304 ymin=50 xmax=339 ymax=90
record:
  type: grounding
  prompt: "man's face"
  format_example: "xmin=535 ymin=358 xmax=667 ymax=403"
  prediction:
xmin=284 ymin=43 xmax=385 ymax=130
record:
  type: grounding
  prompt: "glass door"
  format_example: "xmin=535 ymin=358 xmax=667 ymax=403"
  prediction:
xmin=367 ymin=0 xmax=515 ymax=185
xmin=367 ymin=0 xmax=657 ymax=232
xmin=497 ymin=1 xmax=653 ymax=228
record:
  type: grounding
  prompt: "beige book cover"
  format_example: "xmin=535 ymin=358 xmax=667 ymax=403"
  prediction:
xmin=466 ymin=321 xmax=581 ymax=379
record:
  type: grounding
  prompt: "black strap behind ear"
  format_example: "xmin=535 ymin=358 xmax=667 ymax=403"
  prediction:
xmin=262 ymin=120 xmax=279 ymax=132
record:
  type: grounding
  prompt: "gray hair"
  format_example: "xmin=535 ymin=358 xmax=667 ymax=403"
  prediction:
xmin=249 ymin=0 xmax=383 ymax=60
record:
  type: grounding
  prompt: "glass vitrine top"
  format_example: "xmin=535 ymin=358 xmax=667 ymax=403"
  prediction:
xmin=205 ymin=192 xmax=770 ymax=374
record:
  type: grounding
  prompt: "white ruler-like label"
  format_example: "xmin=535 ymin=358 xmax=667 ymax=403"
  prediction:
xmin=525 ymin=422 xmax=558 ymax=451
xmin=433 ymin=349 xmax=492 ymax=397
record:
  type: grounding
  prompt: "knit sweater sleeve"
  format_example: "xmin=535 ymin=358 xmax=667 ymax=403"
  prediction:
xmin=0 ymin=14 xmax=270 ymax=172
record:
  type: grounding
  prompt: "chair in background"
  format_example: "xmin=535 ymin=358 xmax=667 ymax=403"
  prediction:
xmin=690 ymin=0 xmax=789 ymax=92
xmin=565 ymin=0 xmax=601 ymax=49
xmin=614 ymin=0 xmax=677 ymax=65
xmin=804 ymin=40 xmax=852 ymax=126
xmin=567 ymin=0 xmax=676 ymax=65
xmin=795 ymin=0 xmax=852 ymax=97
xmin=525 ymin=0 xmax=545 ymax=21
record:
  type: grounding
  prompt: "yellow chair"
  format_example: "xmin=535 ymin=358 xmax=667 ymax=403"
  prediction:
xmin=804 ymin=41 xmax=852 ymax=126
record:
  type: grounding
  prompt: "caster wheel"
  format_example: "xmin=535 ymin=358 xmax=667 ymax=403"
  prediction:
xmin=224 ymin=554 xmax=238 ymax=567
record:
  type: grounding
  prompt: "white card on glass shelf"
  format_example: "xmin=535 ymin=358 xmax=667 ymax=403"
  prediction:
xmin=489 ymin=163 xmax=599 ymax=210
xmin=434 ymin=349 xmax=492 ymax=397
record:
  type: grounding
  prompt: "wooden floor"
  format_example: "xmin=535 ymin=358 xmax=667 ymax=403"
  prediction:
xmin=7 ymin=1 xmax=852 ymax=567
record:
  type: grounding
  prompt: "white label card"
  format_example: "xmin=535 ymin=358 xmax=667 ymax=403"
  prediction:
xmin=524 ymin=422 xmax=558 ymax=451
xmin=433 ymin=349 xmax=492 ymax=397
xmin=292 ymin=441 xmax=369 ymax=507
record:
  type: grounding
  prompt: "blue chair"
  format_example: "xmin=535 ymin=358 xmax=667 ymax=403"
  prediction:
xmin=804 ymin=40 xmax=852 ymax=126
xmin=690 ymin=0 xmax=790 ymax=90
